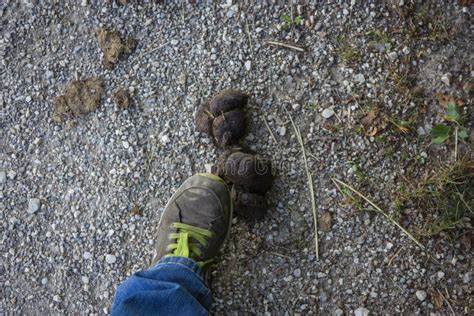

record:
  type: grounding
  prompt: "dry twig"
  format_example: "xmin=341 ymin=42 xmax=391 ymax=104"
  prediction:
xmin=262 ymin=116 xmax=278 ymax=144
xmin=266 ymin=40 xmax=305 ymax=52
xmin=332 ymin=178 xmax=426 ymax=250
xmin=245 ymin=18 xmax=254 ymax=59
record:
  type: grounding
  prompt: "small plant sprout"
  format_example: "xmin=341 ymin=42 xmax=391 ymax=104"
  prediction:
xmin=431 ymin=101 xmax=469 ymax=160
xmin=281 ymin=13 xmax=302 ymax=29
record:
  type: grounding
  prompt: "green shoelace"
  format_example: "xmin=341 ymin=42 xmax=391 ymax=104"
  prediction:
xmin=166 ymin=222 xmax=214 ymax=267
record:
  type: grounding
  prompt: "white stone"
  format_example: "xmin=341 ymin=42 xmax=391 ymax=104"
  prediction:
xmin=160 ymin=135 xmax=170 ymax=145
xmin=53 ymin=295 xmax=61 ymax=302
xmin=386 ymin=242 xmax=394 ymax=250
xmin=335 ymin=308 xmax=344 ymax=316
xmin=45 ymin=70 xmax=54 ymax=79
xmin=343 ymin=8 xmax=349 ymax=15
xmin=292 ymin=103 xmax=301 ymax=111
xmin=83 ymin=251 xmax=92 ymax=260
xmin=402 ymin=46 xmax=410 ymax=55
xmin=415 ymin=290 xmax=427 ymax=301
xmin=441 ymin=73 xmax=451 ymax=86
xmin=354 ymin=307 xmax=370 ymax=316
xmin=221 ymin=0 xmax=232 ymax=9
xmin=463 ymin=272 xmax=470 ymax=284
xmin=321 ymin=108 xmax=334 ymax=119
xmin=81 ymin=276 xmax=89 ymax=284
xmin=7 ymin=170 xmax=16 ymax=179
xmin=41 ymin=277 xmax=48 ymax=285
xmin=244 ymin=60 xmax=251 ymax=71
xmin=355 ymin=73 xmax=365 ymax=83
xmin=122 ymin=141 xmax=130 ymax=149
xmin=437 ymin=271 xmax=445 ymax=279
xmin=105 ymin=254 xmax=116 ymax=264
xmin=278 ymin=126 xmax=286 ymax=136
xmin=226 ymin=5 xmax=238 ymax=18
xmin=387 ymin=51 xmax=398 ymax=62
xmin=0 ymin=171 xmax=6 ymax=184
xmin=28 ymin=198 xmax=41 ymax=214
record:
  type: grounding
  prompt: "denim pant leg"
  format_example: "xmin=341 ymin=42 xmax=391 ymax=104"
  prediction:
xmin=111 ymin=256 xmax=211 ymax=316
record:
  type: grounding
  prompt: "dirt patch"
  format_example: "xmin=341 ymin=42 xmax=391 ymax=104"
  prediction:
xmin=319 ymin=211 xmax=332 ymax=232
xmin=195 ymin=89 xmax=247 ymax=148
xmin=112 ymin=87 xmax=132 ymax=108
xmin=53 ymin=77 xmax=103 ymax=122
xmin=96 ymin=28 xmax=137 ymax=70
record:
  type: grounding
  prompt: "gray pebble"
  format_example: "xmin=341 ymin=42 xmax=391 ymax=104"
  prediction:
xmin=355 ymin=73 xmax=365 ymax=83
xmin=28 ymin=198 xmax=41 ymax=214
xmin=354 ymin=307 xmax=370 ymax=316
xmin=322 ymin=108 xmax=334 ymax=119
xmin=105 ymin=254 xmax=117 ymax=264
xmin=293 ymin=268 xmax=301 ymax=278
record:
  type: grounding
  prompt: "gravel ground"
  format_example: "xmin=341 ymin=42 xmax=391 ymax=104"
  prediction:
xmin=1 ymin=1 xmax=472 ymax=315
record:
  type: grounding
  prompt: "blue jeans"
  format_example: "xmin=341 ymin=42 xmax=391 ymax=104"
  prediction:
xmin=111 ymin=256 xmax=211 ymax=315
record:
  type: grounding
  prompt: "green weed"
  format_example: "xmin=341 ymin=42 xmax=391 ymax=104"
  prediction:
xmin=397 ymin=158 xmax=474 ymax=239
xmin=431 ymin=102 xmax=469 ymax=144
xmin=336 ymin=35 xmax=361 ymax=63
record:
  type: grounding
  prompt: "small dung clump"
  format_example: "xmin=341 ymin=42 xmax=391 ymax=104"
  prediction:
xmin=112 ymin=87 xmax=132 ymax=108
xmin=216 ymin=148 xmax=274 ymax=220
xmin=217 ymin=150 xmax=273 ymax=195
xmin=96 ymin=28 xmax=137 ymax=69
xmin=195 ymin=89 xmax=248 ymax=147
xmin=53 ymin=77 xmax=103 ymax=122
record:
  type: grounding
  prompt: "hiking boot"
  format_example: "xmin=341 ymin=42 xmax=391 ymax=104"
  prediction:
xmin=151 ymin=173 xmax=233 ymax=267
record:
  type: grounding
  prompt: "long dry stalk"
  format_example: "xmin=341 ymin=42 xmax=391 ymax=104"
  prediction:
xmin=285 ymin=108 xmax=319 ymax=259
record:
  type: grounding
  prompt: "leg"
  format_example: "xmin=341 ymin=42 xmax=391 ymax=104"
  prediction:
xmin=111 ymin=173 xmax=233 ymax=315
xmin=112 ymin=257 xmax=210 ymax=316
